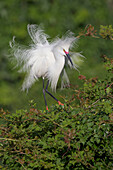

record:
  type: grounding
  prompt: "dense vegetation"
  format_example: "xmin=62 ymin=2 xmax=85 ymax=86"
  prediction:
xmin=0 ymin=55 xmax=113 ymax=169
xmin=0 ymin=0 xmax=113 ymax=169
xmin=0 ymin=0 xmax=113 ymax=111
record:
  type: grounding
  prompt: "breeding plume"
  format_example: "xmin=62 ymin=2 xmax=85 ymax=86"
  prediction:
xmin=10 ymin=24 xmax=83 ymax=110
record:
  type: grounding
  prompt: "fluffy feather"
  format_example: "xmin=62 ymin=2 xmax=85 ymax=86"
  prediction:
xmin=10 ymin=24 xmax=82 ymax=91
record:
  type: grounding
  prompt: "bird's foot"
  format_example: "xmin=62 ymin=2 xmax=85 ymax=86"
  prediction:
xmin=58 ymin=101 xmax=64 ymax=106
xmin=46 ymin=106 xmax=49 ymax=111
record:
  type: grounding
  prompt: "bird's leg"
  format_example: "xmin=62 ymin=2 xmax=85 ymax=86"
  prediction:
xmin=43 ymin=78 xmax=48 ymax=111
xmin=45 ymin=80 xmax=64 ymax=106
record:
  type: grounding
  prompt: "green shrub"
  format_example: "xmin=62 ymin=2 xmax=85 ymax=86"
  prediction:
xmin=0 ymin=56 xmax=113 ymax=169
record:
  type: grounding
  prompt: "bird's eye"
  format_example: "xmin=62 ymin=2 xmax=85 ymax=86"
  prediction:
xmin=63 ymin=49 xmax=69 ymax=55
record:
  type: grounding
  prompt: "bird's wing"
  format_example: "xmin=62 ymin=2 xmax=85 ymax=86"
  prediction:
xmin=27 ymin=24 xmax=49 ymax=45
xmin=10 ymin=24 xmax=51 ymax=72
xmin=10 ymin=37 xmax=51 ymax=91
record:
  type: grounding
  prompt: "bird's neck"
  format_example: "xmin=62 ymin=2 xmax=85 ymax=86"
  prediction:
xmin=48 ymin=56 xmax=65 ymax=91
xmin=56 ymin=56 xmax=65 ymax=70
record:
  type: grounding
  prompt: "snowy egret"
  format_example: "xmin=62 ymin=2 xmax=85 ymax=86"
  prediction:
xmin=10 ymin=24 xmax=83 ymax=110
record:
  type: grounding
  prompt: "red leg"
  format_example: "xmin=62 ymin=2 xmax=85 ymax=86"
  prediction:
xmin=58 ymin=101 xmax=64 ymax=106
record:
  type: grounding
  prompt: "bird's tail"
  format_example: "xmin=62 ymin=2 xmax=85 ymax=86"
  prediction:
xmin=10 ymin=36 xmax=38 ymax=91
xmin=22 ymin=71 xmax=37 ymax=91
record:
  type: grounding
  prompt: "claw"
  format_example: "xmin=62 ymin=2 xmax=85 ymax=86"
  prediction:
xmin=58 ymin=101 xmax=64 ymax=106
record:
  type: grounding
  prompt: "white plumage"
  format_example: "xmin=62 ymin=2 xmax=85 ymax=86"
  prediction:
xmin=10 ymin=24 xmax=83 ymax=109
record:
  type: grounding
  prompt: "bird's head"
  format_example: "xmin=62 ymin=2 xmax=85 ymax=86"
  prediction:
xmin=63 ymin=49 xmax=74 ymax=68
xmin=52 ymin=31 xmax=77 ymax=69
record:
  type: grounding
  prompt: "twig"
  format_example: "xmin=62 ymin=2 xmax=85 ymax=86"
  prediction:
xmin=0 ymin=138 xmax=18 ymax=141
xmin=85 ymin=98 xmax=101 ymax=109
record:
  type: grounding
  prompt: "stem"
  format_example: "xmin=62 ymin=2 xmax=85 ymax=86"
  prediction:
xmin=0 ymin=138 xmax=18 ymax=141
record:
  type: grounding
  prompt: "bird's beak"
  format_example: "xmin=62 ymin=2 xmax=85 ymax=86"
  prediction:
xmin=63 ymin=49 xmax=74 ymax=68
xmin=66 ymin=53 xmax=74 ymax=67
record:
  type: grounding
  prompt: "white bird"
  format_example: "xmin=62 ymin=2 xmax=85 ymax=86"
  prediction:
xmin=10 ymin=24 xmax=83 ymax=110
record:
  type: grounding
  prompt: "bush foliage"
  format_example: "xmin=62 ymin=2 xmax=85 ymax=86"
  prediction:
xmin=0 ymin=55 xmax=113 ymax=169
xmin=1 ymin=0 xmax=113 ymax=112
